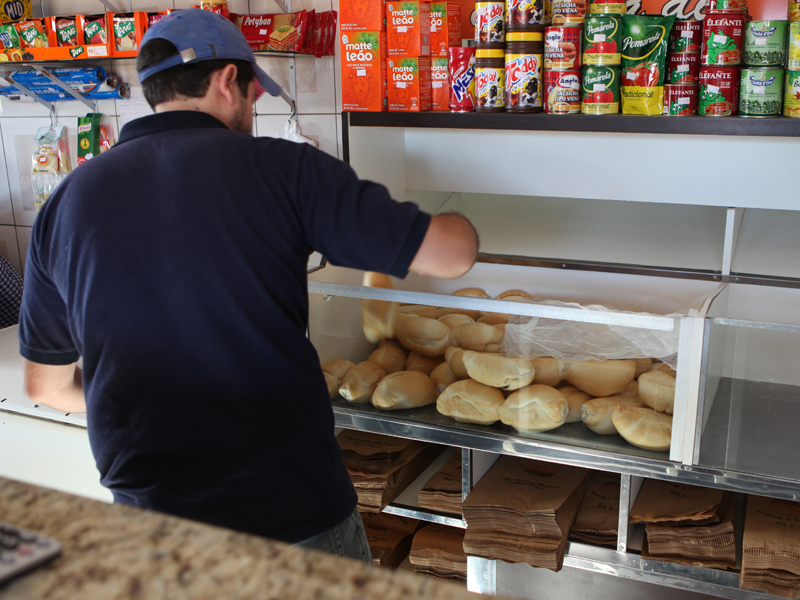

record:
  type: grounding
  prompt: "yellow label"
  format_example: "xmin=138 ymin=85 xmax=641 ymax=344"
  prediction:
xmin=621 ymin=85 xmax=664 ymax=115
xmin=589 ymin=2 xmax=625 ymax=13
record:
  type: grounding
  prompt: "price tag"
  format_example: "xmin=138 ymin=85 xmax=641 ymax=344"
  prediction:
xmin=594 ymin=34 xmax=606 ymax=41
xmin=755 ymin=38 xmax=767 ymax=45
xmin=259 ymin=29 xmax=268 ymax=35
xmin=754 ymin=85 xmax=765 ymax=94
xmin=593 ymin=83 xmax=606 ymax=91
xmin=678 ymin=97 xmax=690 ymax=104
xmin=397 ymin=82 xmax=407 ymax=88
xmin=677 ymin=64 xmax=689 ymax=72
xmin=357 ymin=69 xmax=367 ymax=76
xmin=681 ymin=30 xmax=692 ymax=38
xmin=432 ymin=81 xmax=443 ymax=88
xmin=707 ymin=84 xmax=720 ymax=93
xmin=626 ymin=71 xmax=637 ymax=80
xmin=714 ymin=34 xmax=728 ymax=44
xmin=397 ymin=26 xmax=408 ymax=32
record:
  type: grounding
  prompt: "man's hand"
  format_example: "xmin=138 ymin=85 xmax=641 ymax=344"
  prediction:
xmin=409 ymin=212 xmax=479 ymax=279
xmin=23 ymin=359 xmax=86 ymax=414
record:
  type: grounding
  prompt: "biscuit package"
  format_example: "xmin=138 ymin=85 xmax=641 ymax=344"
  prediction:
xmin=234 ymin=11 xmax=312 ymax=53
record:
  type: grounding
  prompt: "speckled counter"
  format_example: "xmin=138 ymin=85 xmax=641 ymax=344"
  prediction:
xmin=0 ymin=477 xmax=489 ymax=600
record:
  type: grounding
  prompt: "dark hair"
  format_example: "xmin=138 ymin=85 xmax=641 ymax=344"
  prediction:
xmin=137 ymin=38 xmax=256 ymax=108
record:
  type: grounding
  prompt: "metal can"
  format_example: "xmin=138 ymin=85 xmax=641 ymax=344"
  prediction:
xmin=663 ymin=83 xmax=698 ymax=115
xmin=448 ymin=46 xmax=476 ymax=111
xmin=544 ymin=68 xmax=581 ymax=112
xmin=548 ymin=0 xmax=587 ymax=25
xmin=707 ymin=0 xmax=747 ymax=10
xmin=545 ymin=25 xmax=582 ymax=69
xmin=475 ymin=1 xmax=506 ymax=46
xmin=670 ymin=19 xmax=702 ymax=53
xmin=581 ymin=65 xmax=619 ymax=113
xmin=588 ymin=0 xmax=624 ymax=15
xmin=739 ymin=67 xmax=784 ymax=116
xmin=698 ymin=65 xmax=740 ymax=115
xmin=583 ymin=15 xmax=621 ymax=65
xmin=744 ymin=20 xmax=788 ymax=66
xmin=789 ymin=0 xmax=800 ymax=21
xmin=784 ymin=70 xmax=800 ymax=117
xmin=790 ymin=23 xmax=800 ymax=69
xmin=666 ymin=52 xmax=700 ymax=84
xmin=507 ymin=0 xmax=545 ymax=27
xmin=701 ymin=11 xmax=746 ymax=66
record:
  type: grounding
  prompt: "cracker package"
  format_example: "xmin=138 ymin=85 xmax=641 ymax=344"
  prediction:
xmin=234 ymin=11 xmax=311 ymax=53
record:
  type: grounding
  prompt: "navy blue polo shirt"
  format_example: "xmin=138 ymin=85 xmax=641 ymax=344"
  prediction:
xmin=18 ymin=111 xmax=431 ymax=542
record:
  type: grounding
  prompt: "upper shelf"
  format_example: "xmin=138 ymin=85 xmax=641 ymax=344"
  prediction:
xmin=347 ymin=111 xmax=800 ymax=138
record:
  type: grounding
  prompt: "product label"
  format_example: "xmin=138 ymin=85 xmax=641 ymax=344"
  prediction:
xmin=475 ymin=66 xmax=505 ymax=107
xmin=505 ymin=52 xmax=542 ymax=108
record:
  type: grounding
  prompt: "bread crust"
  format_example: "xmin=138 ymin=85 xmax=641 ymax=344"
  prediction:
xmin=367 ymin=346 xmax=407 ymax=375
xmin=580 ymin=395 xmax=641 ymax=435
xmin=436 ymin=379 xmax=506 ymax=424
xmin=462 ymin=351 xmax=536 ymax=391
xmin=500 ymin=384 xmax=569 ymax=432
xmin=372 ymin=371 xmax=438 ymax=410
xmin=612 ymin=405 xmax=672 ymax=451
xmin=339 ymin=361 xmax=385 ymax=403
xmin=398 ymin=316 xmax=450 ymax=357
xmin=565 ymin=360 xmax=637 ymax=397
xmin=452 ymin=322 xmax=505 ymax=352
xmin=638 ymin=369 xmax=676 ymax=414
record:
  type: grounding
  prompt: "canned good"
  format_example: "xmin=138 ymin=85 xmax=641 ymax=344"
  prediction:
xmin=581 ymin=65 xmax=619 ymax=113
xmin=589 ymin=0 xmax=624 ymax=14
xmin=784 ymin=70 xmax=800 ymax=116
xmin=666 ymin=52 xmax=700 ymax=83
xmin=701 ymin=11 xmax=745 ymax=65
xmin=707 ymin=0 xmax=747 ymax=10
xmin=789 ymin=0 xmax=800 ymax=21
xmin=505 ymin=38 xmax=544 ymax=111
xmin=545 ymin=25 xmax=582 ymax=69
xmin=475 ymin=48 xmax=506 ymax=111
xmin=548 ymin=0 xmax=587 ymax=25
xmin=544 ymin=68 xmax=581 ymax=112
xmin=663 ymin=83 xmax=698 ymax=114
xmin=788 ymin=22 xmax=800 ymax=68
xmin=507 ymin=0 xmax=545 ymax=27
xmin=739 ymin=67 xmax=784 ymax=116
xmin=670 ymin=19 xmax=702 ymax=53
xmin=448 ymin=46 xmax=476 ymax=111
xmin=744 ymin=20 xmax=788 ymax=66
xmin=475 ymin=1 xmax=506 ymax=46
xmin=698 ymin=65 xmax=740 ymax=115
xmin=583 ymin=15 xmax=621 ymax=65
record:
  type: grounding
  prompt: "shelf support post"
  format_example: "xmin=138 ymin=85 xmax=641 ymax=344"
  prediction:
xmin=721 ymin=207 xmax=745 ymax=277
xmin=617 ymin=474 xmax=644 ymax=553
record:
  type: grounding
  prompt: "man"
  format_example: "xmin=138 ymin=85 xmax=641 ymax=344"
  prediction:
xmin=18 ymin=9 xmax=477 ymax=562
xmin=0 ymin=253 xmax=23 ymax=329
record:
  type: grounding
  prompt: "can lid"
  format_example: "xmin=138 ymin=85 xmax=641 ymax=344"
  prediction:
xmin=476 ymin=48 xmax=505 ymax=58
xmin=506 ymin=31 xmax=544 ymax=41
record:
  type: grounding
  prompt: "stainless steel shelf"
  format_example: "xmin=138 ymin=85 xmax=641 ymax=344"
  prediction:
xmin=382 ymin=505 xmax=465 ymax=529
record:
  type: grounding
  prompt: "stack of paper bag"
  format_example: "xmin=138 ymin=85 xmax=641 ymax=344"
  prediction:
xmin=741 ymin=494 xmax=800 ymax=598
xmin=361 ymin=512 xmax=421 ymax=569
xmin=409 ymin=523 xmax=467 ymax=583
xmin=631 ymin=479 xmax=736 ymax=570
xmin=418 ymin=451 xmax=463 ymax=516
xmin=570 ymin=471 xmax=621 ymax=548
xmin=462 ymin=456 xmax=592 ymax=571
xmin=338 ymin=430 xmax=444 ymax=512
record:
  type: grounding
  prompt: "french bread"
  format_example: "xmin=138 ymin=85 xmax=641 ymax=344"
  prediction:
xmin=430 ymin=362 xmax=459 ymax=394
xmin=557 ymin=385 xmax=593 ymax=423
xmin=632 ymin=358 xmax=653 ymax=378
xmin=477 ymin=313 xmax=510 ymax=325
xmin=367 ymin=346 xmax=407 ymax=375
xmin=580 ymin=395 xmax=641 ymax=435
xmin=565 ymin=359 xmax=637 ymax=397
xmin=361 ymin=272 xmax=398 ymax=343
xmin=398 ymin=304 xmax=439 ymax=319
xmin=398 ymin=316 xmax=450 ymax=357
xmin=436 ymin=379 xmax=506 ymax=425
xmin=462 ymin=351 xmax=536 ymax=391
xmin=339 ymin=361 xmax=385 ymax=403
xmin=371 ymin=371 xmax=438 ymax=410
xmin=496 ymin=289 xmax=533 ymax=301
xmin=638 ymin=368 xmax=676 ymax=414
xmin=452 ymin=322 xmax=505 ymax=352
xmin=322 ymin=359 xmax=355 ymax=383
xmin=436 ymin=288 xmax=489 ymax=320
xmin=531 ymin=357 xmax=567 ymax=387
xmin=437 ymin=313 xmax=476 ymax=330
xmin=324 ymin=371 xmax=340 ymax=399
xmin=406 ymin=351 xmax=445 ymax=376
xmin=444 ymin=347 xmax=470 ymax=380
xmin=379 ymin=338 xmax=410 ymax=355
xmin=500 ymin=384 xmax=569 ymax=432
xmin=612 ymin=405 xmax=672 ymax=451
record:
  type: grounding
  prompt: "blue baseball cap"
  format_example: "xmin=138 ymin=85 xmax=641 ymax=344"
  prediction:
xmin=137 ymin=8 xmax=283 ymax=98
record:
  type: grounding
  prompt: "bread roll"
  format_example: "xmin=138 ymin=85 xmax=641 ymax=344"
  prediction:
xmin=462 ymin=351 xmax=536 ymax=391
xmin=398 ymin=304 xmax=439 ymax=319
xmin=367 ymin=346 xmax=407 ymax=375
xmin=632 ymin=358 xmax=653 ymax=378
xmin=565 ymin=360 xmax=637 ymax=397
xmin=453 ymin=287 xmax=490 ymax=298
xmin=437 ymin=288 xmax=488 ymax=320
xmin=496 ymin=289 xmax=533 ymax=301
xmin=620 ymin=380 xmax=639 ymax=397
xmin=430 ymin=362 xmax=459 ymax=394
xmin=406 ymin=351 xmax=445 ymax=376
xmin=580 ymin=395 xmax=641 ymax=435
xmin=500 ymin=384 xmax=569 ymax=432
xmin=452 ymin=322 xmax=504 ymax=352
xmin=322 ymin=359 xmax=355 ymax=383
xmin=339 ymin=361 xmax=385 ymax=403
xmin=477 ymin=313 xmax=510 ymax=325
xmin=444 ymin=347 xmax=469 ymax=380
xmin=558 ymin=385 xmax=593 ymax=423
xmin=612 ymin=405 xmax=672 ymax=451
xmin=361 ymin=272 xmax=398 ymax=343
xmin=531 ymin=357 xmax=567 ymax=387
xmin=371 ymin=371 xmax=438 ymax=410
xmin=437 ymin=313 xmax=475 ymax=330
xmin=398 ymin=317 xmax=450 ymax=357
xmin=638 ymin=369 xmax=676 ymax=414
xmin=379 ymin=338 xmax=409 ymax=355
xmin=324 ymin=371 xmax=340 ymax=399
xmin=436 ymin=380 xmax=505 ymax=424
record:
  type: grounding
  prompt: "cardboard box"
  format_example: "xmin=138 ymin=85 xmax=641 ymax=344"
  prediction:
xmin=429 ymin=1 xmax=461 ymax=57
xmin=340 ymin=0 xmax=387 ymax=31
xmin=3 ymin=15 xmax=110 ymax=61
xmin=340 ymin=30 xmax=388 ymax=111
xmin=387 ymin=0 xmax=430 ymax=56
xmin=431 ymin=55 xmax=448 ymax=110
xmin=108 ymin=11 xmax=147 ymax=57
xmin=388 ymin=55 xmax=431 ymax=111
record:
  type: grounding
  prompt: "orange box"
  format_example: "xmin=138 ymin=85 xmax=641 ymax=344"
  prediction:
xmin=340 ymin=0 xmax=387 ymax=31
xmin=429 ymin=1 xmax=461 ymax=57
xmin=388 ymin=55 xmax=431 ymax=111
xmin=340 ymin=31 xmax=388 ymax=111
xmin=387 ymin=1 xmax=430 ymax=57
xmin=431 ymin=56 xmax=448 ymax=110
xmin=10 ymin=15 xmax=111 ymax=61
xmin=108 ymin=11 xmax=147 ymax=57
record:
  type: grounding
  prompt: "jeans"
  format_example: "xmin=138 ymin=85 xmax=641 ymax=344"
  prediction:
xmin=295 ymin=506 xmax=372 ymax=565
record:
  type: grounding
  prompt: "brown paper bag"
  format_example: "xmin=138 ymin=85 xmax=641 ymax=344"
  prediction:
xmin=571 ymin=471 xmax=620 ymax=547
xmin=630 ymin=479 xmax=725 ymax=525
xmin=418 ymin=451 xmax=463 ymax=516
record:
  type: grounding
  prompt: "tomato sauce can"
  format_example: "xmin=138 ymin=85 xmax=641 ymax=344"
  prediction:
xmin=784 ymin=70 xmax=800 ymax=117
xmin=662 ymin=83 xmax=698 ymax=114
xmin=666 ymin=52 xmax=700 ymax=83
xmin=580 ymin=65 xmax=619 ymax=113
xmin=739 ymin=67 xmax=784 ymax=116
xmin=475 ymin=1 xmax=506 ymax=46
xmin=670 ymin=19 xmax=702 ymax=53
xmin=448 ymin=46 xmax=476 ymax=111
xmin=707 ymin=0 xmax=747 ymax=10
xmin=544 ymin=68 xmax=581 ymax=112
xmin=583 ymin=15 xmax=621 ymax=65
xmin=790 ymin=23 xmax=800 ymax=69
xmin=701 ymin=11 xmax=746 ymax=66
xmin=544 ymin=25 xmax=582 ymax=69
xmin=744 ymin=20 xmax=788 ymax=67
xmin=698 ymin=65 xmax=740 ymax=115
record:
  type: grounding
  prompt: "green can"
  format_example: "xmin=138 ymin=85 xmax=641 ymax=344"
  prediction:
xmin=739 ymin=67 xmax=784 ymax=116
xmin=582 ymin=15 xmax=621 ymax=65
xmin=785 ymin=70 xmax=800 ymax=117
xmin=743 ymin=20 xmax=788 ymax=66
xmin=581 ymin=65 xmax=620 ymax=113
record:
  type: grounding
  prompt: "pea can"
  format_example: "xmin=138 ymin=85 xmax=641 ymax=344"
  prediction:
xmin=544 ymin=68 xmax=581 ymax=112
xmin=698 ymin=65 xmax=739 ymax=115
xmin=744 ymin=20 xmax=788 ymax=66
xmin=784 ymin=70 xmax=800 ymax=117
xmin=789 ymin=22 xmax=800 ymax=69
xmin=739 ymin=67 xmax=783 ymax=116
xmin=581 ymin=65 xmax=619 ymax=113
xmin=663 ymin=83 xmax=698 ymax=115
xmin=670 ymin=19 xmax=702 ymax=53
xmin=583 ymin=15 xmax=621 ymax=65
xmin=701 ymin=11 xmax=745 ymax=66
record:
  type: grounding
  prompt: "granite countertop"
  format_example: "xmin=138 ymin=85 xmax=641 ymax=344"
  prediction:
xmin=0 ymin=477 xmax=489 ymax=600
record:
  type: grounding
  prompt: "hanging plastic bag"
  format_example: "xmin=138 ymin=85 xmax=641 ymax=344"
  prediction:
xmin=279 ymin=117 xmax=318 ymax=147
xmin=31 ymin=125 xmax=71 ymax=212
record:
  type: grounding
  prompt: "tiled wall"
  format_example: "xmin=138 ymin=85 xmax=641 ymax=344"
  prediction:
xmin=0 ymin=0 xmax=343 ymax=277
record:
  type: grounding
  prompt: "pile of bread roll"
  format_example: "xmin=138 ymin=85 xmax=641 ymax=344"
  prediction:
xmin=320 ymin=275 xmax=675 ymax=453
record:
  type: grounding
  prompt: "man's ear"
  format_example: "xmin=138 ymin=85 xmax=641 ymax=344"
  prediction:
xmin=212 ymin=63 xmax=240 ymax=106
